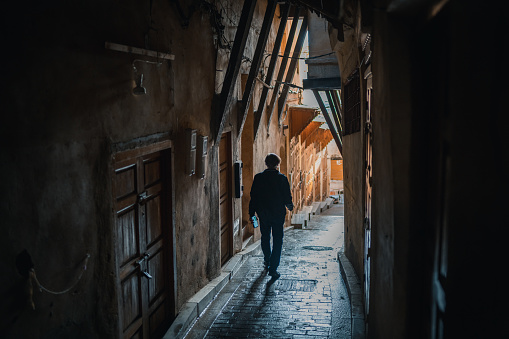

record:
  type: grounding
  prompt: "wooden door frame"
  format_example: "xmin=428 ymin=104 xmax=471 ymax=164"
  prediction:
xmin=111 ymin=138 xmax=177 ymax=338
xmin=363 ymin=67 xmax=373 ymax=323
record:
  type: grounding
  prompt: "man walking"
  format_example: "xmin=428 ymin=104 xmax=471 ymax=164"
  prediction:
xmin=249 ymin=153 xmax=293 ymax=279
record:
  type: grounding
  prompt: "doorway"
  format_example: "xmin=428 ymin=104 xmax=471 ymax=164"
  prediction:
xmin=240 ymin=74 xmax=255 ymax=243
xmin=112 ymin=141 xmax=176 ymax=338
xmin=219 ymin=132 xmax=233 ymax=266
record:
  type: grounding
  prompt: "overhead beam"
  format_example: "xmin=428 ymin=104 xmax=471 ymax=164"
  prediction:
xmin=253 ymin=5 xmax=291 ymax=141
xmin=332 ymin=90 xmax=343 ymax=122
xmin=302 ymin=77 xmax=341 ymax=90
xmin=313 ymin=90 xmax=342 ymax=153
xmin=277 ymin=13 xmax=308 ymax=125
xmin=294 ymin=0 xmax=339 ymax=20
xmin=265 ymin=6 xmax=302 ymax=134
xmin=213 ymin=0 xmax=257 ymax=145
xmin=293 ymin=0 xmax=341 ymax=28
xmin=326 ymin=90 xmax=343 ymax=135
xmin=237 ymin=0 xmax=278 ymax=139
xmin=280 ymin=4 xmax=306 ymax=18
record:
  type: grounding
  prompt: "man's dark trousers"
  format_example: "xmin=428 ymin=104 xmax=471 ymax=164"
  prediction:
xmin=259 ymin=215 xmax=285 ymax=273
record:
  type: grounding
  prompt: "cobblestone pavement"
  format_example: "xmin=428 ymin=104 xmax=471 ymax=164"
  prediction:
xmin=185 ymin=204 xmax=350 ymax=339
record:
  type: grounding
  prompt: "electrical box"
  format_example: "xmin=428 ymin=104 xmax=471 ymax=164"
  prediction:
xmin=196 ymin=135 xmax=208 ymax=179
xmin=234 ymin=161 xmax=243 ymax=198
xmin=185 ymin=128 xmax=197 ymax=176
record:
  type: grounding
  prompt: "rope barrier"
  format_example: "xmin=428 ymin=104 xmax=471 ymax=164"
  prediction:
xmin=30 ymin=254 xmax=91 ymax=295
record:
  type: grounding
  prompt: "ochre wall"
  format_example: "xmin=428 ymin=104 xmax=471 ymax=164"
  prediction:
xmin=330 ymin=159 xmax=343 ymax=181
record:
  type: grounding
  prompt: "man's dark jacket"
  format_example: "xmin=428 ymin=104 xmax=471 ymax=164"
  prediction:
xmin=249 ymin=169 xmax=293 ymax=219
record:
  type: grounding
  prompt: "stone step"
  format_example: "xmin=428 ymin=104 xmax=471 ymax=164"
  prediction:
xmin=291 ymin=213 xmax=307 ymax=229
xmin=301 ymin=205 xmax=313 ymax=220
xmin=311 ymin=202 xmax=321 ymax=215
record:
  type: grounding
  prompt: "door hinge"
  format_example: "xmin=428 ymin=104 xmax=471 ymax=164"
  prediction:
xmin=365 ymin=121 xmax=372 ymax=134
xmin=364 ymin=217 xmax=370 ymax=230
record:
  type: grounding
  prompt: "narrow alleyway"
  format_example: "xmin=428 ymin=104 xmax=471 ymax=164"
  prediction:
xmin=184 ymin=203 xmax=350 ymax=338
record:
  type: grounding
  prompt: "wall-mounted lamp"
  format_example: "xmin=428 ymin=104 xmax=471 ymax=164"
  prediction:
xmin=132 ymin=59 xmax=160 ymax=96
xmin=104 ymin=42 xmax=175 ymax=96
xmin=133 ymin=73 xmax=147 ymax=95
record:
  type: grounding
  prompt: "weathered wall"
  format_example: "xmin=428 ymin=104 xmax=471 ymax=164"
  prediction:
xmin=330 ymin=12 xmax=366 ymax=279
xmin=0 ymin=0 xmax=219 ymax=337
xmin=331 ymin=2 xmax=413 ymax=335
xmin=0 ymin=0 xmax=303 ymax=337
xmin=215 ymin=1 xmax=288 ymax=247
xmin=329 ymin=0 xmax=509 ymax=337
xmin=369 ymin=10 xmax=410 ymax=337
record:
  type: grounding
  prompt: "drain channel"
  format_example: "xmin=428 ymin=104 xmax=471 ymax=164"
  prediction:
xmin=302 ymin=246 xmax=334 ymax=251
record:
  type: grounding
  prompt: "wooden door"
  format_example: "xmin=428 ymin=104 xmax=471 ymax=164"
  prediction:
xmin=364 ymin=67 xmax=373 ymax=320
xmin=113 ymin=144 xmax=175 ymax=338
xmin=219 ymin=133 xmax=233 ymax=266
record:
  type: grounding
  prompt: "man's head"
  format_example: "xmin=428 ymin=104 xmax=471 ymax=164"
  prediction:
xmin=265 ymin=153 xmax=281 ymax=169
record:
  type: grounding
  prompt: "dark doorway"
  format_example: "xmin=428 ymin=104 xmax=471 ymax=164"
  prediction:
xmin=219 ymin=132 xmax=234 ymax=266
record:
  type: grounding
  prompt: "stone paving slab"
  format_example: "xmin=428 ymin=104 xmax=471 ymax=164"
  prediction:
xmin=184 ymin=204 xmax=353 ymax=339
xmin=164 ymin=241 xmax=262 ymax=339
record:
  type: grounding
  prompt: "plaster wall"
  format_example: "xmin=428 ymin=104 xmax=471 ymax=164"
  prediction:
xmin=0 ymin=0 xmax=292 ymax=337
xmin=327 ymin=0 xmax=509 ymax=337
xmin=331 ymin=6 xmax=413 ymax=336
xmin=0 ymin=0 xmax=231 ymax=337
xmin=307 ymin=11 xmax=341 ymax=79
xmin=368 ymin=10 xmax=411 ymax=337
xmin=331 ymin=21 xmax=366 ymax=279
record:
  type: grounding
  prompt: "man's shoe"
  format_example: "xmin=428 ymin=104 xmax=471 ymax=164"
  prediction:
xmin=268 ymin=271 xmax=281 ymax=279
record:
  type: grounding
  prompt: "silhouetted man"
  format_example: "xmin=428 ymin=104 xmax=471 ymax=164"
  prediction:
xmin=249 ymin=153 xmax=293 ymax=279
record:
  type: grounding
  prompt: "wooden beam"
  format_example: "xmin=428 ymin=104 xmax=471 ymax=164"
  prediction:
xmin=326 ymin=90 xmax=343 ymax=135
xmin=277 ymin=13 xmax=308 ymax=125
xmin=213 ymin=0 xmax=258 ymax=145
xmin=331 ymin=90 xmax=344 ymax=136
xmin=313 ymin=90 xmax=342 ymax=153
xmin=253 ymin=5 xmax=291 ymax=141
xmin=237 ymin=0 xmax=278 ymax=139
xmin=105 ymin=42 xmax=175 ymax=60
xmin=265 ymin=6 xmax=302 ymax=134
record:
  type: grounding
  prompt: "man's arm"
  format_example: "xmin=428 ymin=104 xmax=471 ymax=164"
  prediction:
xmin=282 ymin=176 xmax=293 ymax=211
xmin=249 ymin=175 xmax=259 ymax=218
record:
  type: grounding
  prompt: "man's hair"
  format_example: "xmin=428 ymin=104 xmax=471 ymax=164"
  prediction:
xmin=265 ymin=153 xmax=281 ymax=168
